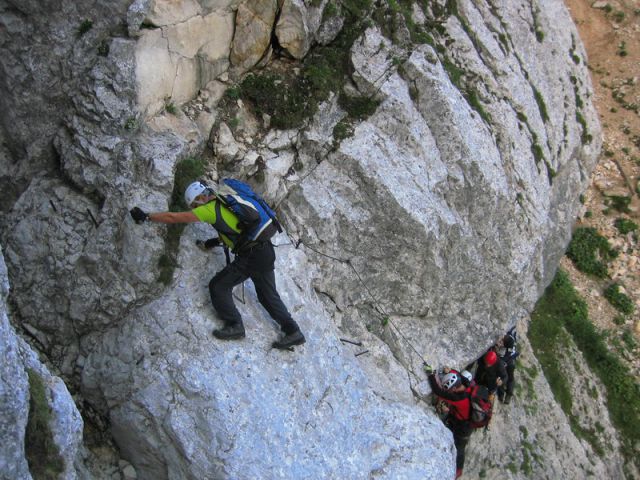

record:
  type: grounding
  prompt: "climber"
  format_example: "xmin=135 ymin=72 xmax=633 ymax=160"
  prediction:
xmin=496 ymin=329 xmax=519 ymax=404
xmin=129 ymin=180 xmax=305 ymax=350
xmin=428 ymin=371 xmax=472 ymax=479
xmin=460 ymin=370 xmax=475 ymax=388
xmin=474 ymin=350 xmax=508 ymax=402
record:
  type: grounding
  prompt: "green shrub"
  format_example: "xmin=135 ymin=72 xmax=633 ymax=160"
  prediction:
xmin=338 ymin=94 xmax=380 ymax=120
xmin=25 ymin=369 xmax=65 ymax=479
xmin=333 ymin=119 xmax=354 ymax=142
xmin=225 ymin=86 xmax=241 ymax=101
xmin=603 ymin=283 xmax=635 ymax=314
xmin=608 ymin=195 xmax=631 ymax=213
xmin=613 ymin=315 xmax=626 ymax=325
xmin=165 ymin=102 xmax=177 ymax=115
xmin=566 ymin=227 xmax=616 ymax=278
xmin=78 ymin=19 xmax=93 ymax=37
xmin=614 ymin=218 xmax=638 ymax=234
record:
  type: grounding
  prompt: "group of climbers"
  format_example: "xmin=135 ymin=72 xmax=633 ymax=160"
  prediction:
xmin=427 ymin=329 xmax=519 ymax=478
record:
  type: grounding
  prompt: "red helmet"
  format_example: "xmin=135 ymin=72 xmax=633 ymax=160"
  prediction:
xmin=484 ymin=351 xmax=497 ymax=366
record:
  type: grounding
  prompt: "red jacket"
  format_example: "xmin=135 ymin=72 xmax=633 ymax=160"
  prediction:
xmin=428 ymin=374 xmax=471 ymax=422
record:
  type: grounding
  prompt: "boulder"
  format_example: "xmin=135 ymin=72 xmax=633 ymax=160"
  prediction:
xmin=230 ymin=0 xmax=278 ymax=74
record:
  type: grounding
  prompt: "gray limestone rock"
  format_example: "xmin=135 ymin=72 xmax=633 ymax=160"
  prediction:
xmin=0 ymin=247 xmax=84 ymax=480
xmin=81 ymin=229 xmax=454 ymax=479
xmin=0 ymin=0 xmax=616 ymax=478
xmin=229 ymin=0 xmax=278 ymax=75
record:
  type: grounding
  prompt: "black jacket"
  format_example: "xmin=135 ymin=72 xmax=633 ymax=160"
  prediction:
xmin=475 ymin=360 xmax=508 ymax=393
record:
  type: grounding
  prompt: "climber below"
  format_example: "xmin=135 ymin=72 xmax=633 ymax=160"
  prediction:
xmin=428 ymin=370 xmax=472 ymax=479
xmin=129 ymin=180 xmax=305 ymax=350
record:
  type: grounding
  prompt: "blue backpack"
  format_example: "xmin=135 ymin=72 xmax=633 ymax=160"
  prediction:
xmin=218 ymin=178 xmax=282 ymax=242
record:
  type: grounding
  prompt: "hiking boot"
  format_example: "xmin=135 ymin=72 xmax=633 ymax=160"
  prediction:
xmin=455 ymin=468 xmax=463 ymax=479
xmin=213 ymin=324 xmax=245 ymax=340
xmin=272 ymin=330 xmax=305 ymax=350
xmin=504 ymin=394 xmax=512 ymax=405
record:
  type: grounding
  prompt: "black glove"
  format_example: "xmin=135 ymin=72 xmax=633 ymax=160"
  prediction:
xmin=196 ymin=237 xmax=220 ymax=250
xmin=130 ymin=207 xmax=149 ymax=224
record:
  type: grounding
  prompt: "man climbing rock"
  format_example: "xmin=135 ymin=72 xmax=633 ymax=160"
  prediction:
xmin=474 ymin=350 xmax=508 ymax=402
xmin=428 ymin=371 xmax=472 ymax=479
xmin=129 ymin=180 xmax=305 ymax=350
xmin=496 ymin=329 xmax=518 ymax=404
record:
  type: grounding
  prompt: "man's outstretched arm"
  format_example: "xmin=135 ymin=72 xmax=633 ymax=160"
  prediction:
xmin=130 ymin=207 xmax=200 ymax=224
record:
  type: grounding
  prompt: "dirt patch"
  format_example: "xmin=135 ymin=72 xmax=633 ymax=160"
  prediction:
xmin=563 ymin=0 xmax=639 ymax=372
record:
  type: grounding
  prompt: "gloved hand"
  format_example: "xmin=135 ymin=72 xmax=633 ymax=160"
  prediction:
xmin=423 ymin=362 xmax=434 ymax=375
xmin=196 ymin=238 xmax=220 ymax=250
xmin=130 ymin=207 xmax=149 ymax=224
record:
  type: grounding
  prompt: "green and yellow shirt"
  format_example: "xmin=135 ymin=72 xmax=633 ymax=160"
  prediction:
xmin=192 ymin=200 xmax=241 ymax=248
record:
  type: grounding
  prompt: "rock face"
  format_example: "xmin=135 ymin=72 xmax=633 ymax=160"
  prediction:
xmin=81 ymin=228 xmax=453 ymax=479
xmin=0 ymin=247 xmax=84 ymax=479
xmin=0 ymin=0 xmax=616 ymax=479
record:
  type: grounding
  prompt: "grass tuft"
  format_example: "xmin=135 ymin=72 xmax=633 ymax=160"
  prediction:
xmin=603 ymin=283 xmax=635 ymax=315
xmin=25 ymin=369 xmax=65 ymax=479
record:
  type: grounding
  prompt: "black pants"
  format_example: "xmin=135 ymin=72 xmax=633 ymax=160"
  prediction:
xmin=208 ymin=243 xmax=300 ymax=334
xmin=446 ymin=418 xmax=472 ymax=470
xmin=499 ymin=361 xmax=516 ymax=397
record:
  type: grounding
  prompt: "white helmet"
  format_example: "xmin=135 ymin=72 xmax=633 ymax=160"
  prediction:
xmin=442 ymin=372 xmax=460 ymax=390
xmin=461 ymin=370 xmax=473 ymax=384
xmin=184 ymin=181 xmax=210 ymax=207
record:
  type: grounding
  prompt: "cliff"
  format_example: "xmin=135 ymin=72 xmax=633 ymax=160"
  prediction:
xmin=0 ymin=1 xmax=621 ymax=479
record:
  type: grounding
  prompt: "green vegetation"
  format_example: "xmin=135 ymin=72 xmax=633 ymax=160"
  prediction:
xmin=570 ymin=51 xmax=581 ymax=64
xmin=465 ymin=89 xmax=492 ymax=124
xmin=158 ymin=157 xmax=206 ymax=285
xmin=603 ymin=283 xmax=635 ymax=315
xmin=165 ymin=101 xmax=177 ymax=115
xmin=614 ymin=217 xmax=638 ymax=234
xmin=97 ymin=40 xmax=109 ymax=57
xmin=607 ymin=195 xmax=631 ymax=213
xmin=382 ymin=0 xmax=434 ymax=45
xmin=78 ymin=19 xmax=93 ymax=37
xmin=617 ymin=41 xmax=628 ymax=57
xmin=575 ymin=110 xmax=592 ymax=143
xmin=530 ymin=270 xmax=640 ymax=468
xmin=533 ymin=87 xmax=549 ymax=122
xmin=339 ymin=94 xmax=380 ymax=120
xmin=224 ymin=86 xmax=240 ymax=101
xmin=566 ymin=227 xmax=617 ymax=278
xmin=124 ymin=117 xmax=138 ymax=131
xmin=613 ymin=315 xmax=626 ymax=326
xmin=25 ymin=369 xmax=65 ymax=479
xmin=531 ymin=142 xmax=544 ymax=165
xmin=612 ymin=10 xmax=626 ymax=22
xmin=333 ymin=118 xmax=354 ymax=144
xmin=622 ymin=328 xmax=637 ymax=350
xmin=238 ymin=0 xmax=377 ymax=130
